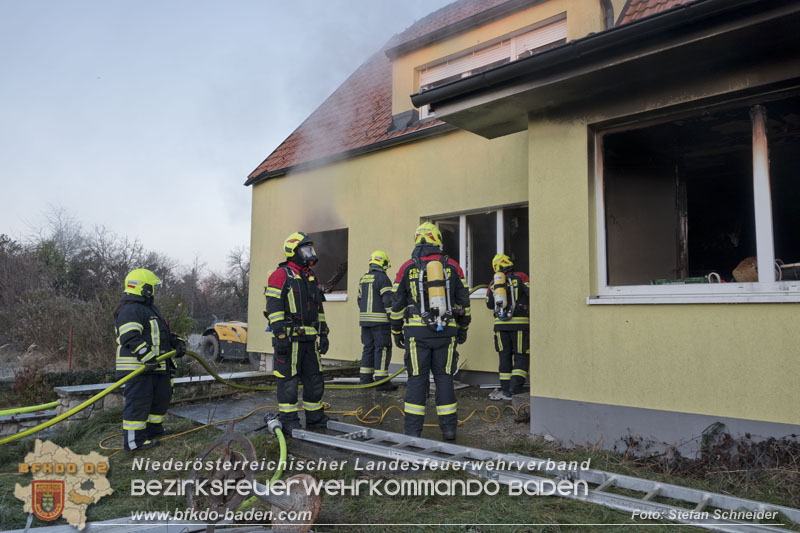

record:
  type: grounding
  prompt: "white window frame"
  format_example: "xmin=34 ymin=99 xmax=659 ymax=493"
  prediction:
xmin=417 ymin=15 xmax=567 ymax=120
xmin=591 ymin=104 xmax=800 ymax=305
xmin=428 ymin=204 xmax=525 ymax=299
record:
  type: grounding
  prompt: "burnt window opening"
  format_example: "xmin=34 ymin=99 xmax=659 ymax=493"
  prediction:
xmin=601 ymin=93 xmax=800 ymax=287
xmin=311 ymin=228 xmax=348 ymax=292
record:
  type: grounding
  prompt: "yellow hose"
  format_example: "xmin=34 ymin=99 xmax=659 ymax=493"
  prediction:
xmin=0 ymin=401 xmax=60 ymax=417
xmin=0 ymin=350 xmax=177 ymax=446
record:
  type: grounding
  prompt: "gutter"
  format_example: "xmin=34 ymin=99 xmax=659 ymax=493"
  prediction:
xmin=244 ymin=123 xmax=456 ymax=187
xmin=411 ymin=0 xmax=771 ymax=109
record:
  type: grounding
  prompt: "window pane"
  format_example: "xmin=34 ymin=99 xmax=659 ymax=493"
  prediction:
xmin=603 ymin=107 xmax=756 ymax=285
xmin=467 ymin=212 xmax=496 ymax=288
xmin=311 ymin=228 xmax=348 ymax=292
xmin=437 ymin=217 xmax=460 ymax=262
xmin=767 ymin=94 xmax=800 ymax=281
xmin=504 ymin=207 xmax=529 ymax=275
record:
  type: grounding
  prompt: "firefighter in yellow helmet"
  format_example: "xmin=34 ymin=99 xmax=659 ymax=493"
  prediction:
xmin=114 ymin=268 xmax=186 ymax=451
xmin=485 ymin=254 xmax=530 ymax=401
xmin=264 ymin=232 xmax=331 ymax=434
xmin=357 ymin=250 xmax=396 ymax=390
xmin=391 ymin=222 xmax=470 ymax=440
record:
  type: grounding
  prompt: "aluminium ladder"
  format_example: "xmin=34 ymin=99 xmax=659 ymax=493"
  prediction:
xmin=292 ymin=421 xmax=800 ymax=532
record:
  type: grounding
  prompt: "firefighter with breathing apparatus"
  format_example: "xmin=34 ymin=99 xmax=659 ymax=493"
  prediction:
xmin=485 ymin=254 xmax=530 ymax=400
xmin=114 ymin=268 xmax=186 ymax=451
xmin=391 ymin=222 xmax=470 ymax=440
xmin=357 ymin=250 xmax=397 ymax=390
xmin=264 ymin=232 xmax=332 ymax=434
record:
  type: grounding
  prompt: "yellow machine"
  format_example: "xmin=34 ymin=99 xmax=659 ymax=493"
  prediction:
xmin=199 ymin=321 xmax=261 ymax=368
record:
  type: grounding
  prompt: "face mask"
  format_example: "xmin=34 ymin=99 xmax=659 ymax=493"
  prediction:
xmin=297 ymin=244 xmax=318 ymax=266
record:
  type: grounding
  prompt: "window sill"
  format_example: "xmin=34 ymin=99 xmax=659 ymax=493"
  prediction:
xmin=587 ymin=293 xmax=800 ymax=305
xmin=324 ymin=293 xmax=348 ymax=302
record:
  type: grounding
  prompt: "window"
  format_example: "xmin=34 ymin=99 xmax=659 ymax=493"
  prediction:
xmin=311 ymin=228 xmax=348 ymax=298
xmin=594 ymin=92 xmax=800 ymax=303
xmin=417 ymin=16 xmax=567 ymax=119
xmin=428 ymin=205 xmax=529 ymax=296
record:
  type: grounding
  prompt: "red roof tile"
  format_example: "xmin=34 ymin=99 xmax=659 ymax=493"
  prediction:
xmin=246 ymin=0 xmax=514 ymax=183
xmin=618 ymin=0 xmax=698 ymax=25
xmin=247 ymin=0 xmax=701 ymax=183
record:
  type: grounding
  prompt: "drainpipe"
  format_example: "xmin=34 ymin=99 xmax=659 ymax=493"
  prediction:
xmin=600 ymin=0 xmax=614 ymax=29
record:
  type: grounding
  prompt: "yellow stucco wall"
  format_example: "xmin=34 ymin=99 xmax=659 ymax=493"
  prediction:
xmin=528 ymin=118 xmax=800 ymax=426
xmin=248 ymin=130 xmax=528 ymax=373
xmin=391 ymin=0 xmax=604 ymax=115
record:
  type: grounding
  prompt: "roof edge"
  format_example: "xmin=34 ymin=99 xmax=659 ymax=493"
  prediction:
xmin=410 ymin=0 xmax=773 ymax=109
xmin=385 ymin=0 xmax=546 ymax=60
xmin=245 ymin=123 xmax=457 ymax=187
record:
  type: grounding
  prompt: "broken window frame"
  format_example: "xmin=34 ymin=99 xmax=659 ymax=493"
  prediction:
xmin=591 ymin=95 xmax=800 ymax=304
xmin=427 ymin=203 xmax=528 ymax=298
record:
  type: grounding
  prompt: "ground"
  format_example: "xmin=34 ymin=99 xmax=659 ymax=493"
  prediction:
xmin=0 ymin=382 xmax=798 ymax=532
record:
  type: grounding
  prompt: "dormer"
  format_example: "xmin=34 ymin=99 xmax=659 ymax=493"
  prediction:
xmin=386 ymin=0 xmax=624 ymax=120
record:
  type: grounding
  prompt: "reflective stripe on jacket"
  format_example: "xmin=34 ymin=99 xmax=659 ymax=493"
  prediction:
xmin=114 ymin=294 xmax=171 ymax=376
xmin=357 ymin=266 xmax=392 ymax=326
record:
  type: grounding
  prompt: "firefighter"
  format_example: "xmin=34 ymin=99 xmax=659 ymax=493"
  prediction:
xmin=357 ymin=250 xmax=397 ymax=390
xmin=114 ymin=268 xmax=186 ymax=451
xmin=264 ymin=232 xmax=331 ymax=434
xmin=391 ymin=222 xmax=470 ymax=440
xmin=485 ymin=254 xmax=530 ymax=400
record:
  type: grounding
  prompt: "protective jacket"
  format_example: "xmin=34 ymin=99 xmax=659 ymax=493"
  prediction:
xmin=391 ymin=244 xmax=471 ymax=338
xmin=485 ymin=271 xmax=530 ymax=331
xmin=357 ymin=265 xmax=393 ymax=326
xmin=114 ymin=294 xmax=172 ymax=377
xmin=264 ymin=260 xmax=328 ymax=339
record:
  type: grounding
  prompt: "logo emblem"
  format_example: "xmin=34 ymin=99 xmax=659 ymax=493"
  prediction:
xmin=32 ymin=480 xmax=65 ymax=521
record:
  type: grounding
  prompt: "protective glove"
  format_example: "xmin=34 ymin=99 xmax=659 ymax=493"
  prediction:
xmin=318 ymin=335 xmax=329 ymax=355
xmin=456 ymin=328 xmax=468 ymax=345
xmin=170 ymin=333 xmax=186 ymax=358
xmin=272 ymin=334 xmax=291 ymax=356
xmin=393 ymin=330 xmax=405 ymax=349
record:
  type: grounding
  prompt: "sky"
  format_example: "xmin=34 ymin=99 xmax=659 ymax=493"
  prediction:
xmin=0 ymin=0 xmax=454 ymax=272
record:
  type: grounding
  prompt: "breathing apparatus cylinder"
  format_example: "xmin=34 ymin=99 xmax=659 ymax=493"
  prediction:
xmin=493 ymin=271 xmax=508 ymax=318
xmin=426 ymin=261 xmax=447 ymax=331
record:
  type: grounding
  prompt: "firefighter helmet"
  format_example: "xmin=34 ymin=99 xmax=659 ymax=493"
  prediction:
xmin=414 ymin=222 xmax=443 ymax=247
xmin=284 ymin=231 xmax=318 ymax=266
xmin=369 ymin=250 xmax=390 ymax=269
xmin=124 ymin=268 xmax=161 ymax=298
xmin=492 ymin=254 xmax=514 ymax=273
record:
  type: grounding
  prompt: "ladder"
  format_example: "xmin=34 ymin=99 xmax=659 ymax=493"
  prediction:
xmin=292 ymin=422 xmax=800 ymax=532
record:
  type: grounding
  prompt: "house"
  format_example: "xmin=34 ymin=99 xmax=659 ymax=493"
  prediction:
xmin=246 ymin=0 xmax=800 ymax=452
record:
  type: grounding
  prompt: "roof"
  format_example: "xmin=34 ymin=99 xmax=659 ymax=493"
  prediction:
xmin=246 ymin=0 xmax=519 ymax=185
xmin=246 ymin=0 xmax=698 ymax=185
xmin=618 ymin=0 xmax=697 ymax=24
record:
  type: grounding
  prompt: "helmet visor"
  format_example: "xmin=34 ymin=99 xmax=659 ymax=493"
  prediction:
xmin=297 ymin=244 xmax=318 ymax=265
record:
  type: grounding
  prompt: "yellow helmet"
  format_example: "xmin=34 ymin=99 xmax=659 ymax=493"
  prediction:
xmin=414 ymin=222 xmax=443 ymax=247
xmin=283 ymin=231 xmax=317 ymax=266
xmin=492 ymin=254 xmax=514 ymax=273
xmin=124 ymin=268 xmax=161 ymax=298
xmin=369 ymin=250 xmax=390 ymax=269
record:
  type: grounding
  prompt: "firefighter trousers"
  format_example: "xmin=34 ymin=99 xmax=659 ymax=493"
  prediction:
xmin=494 ymin=329 xmax=529 ymax=395
xmin=360 ymin=324 xmax=392 ymax=383
xmin=275 ymin=339 xmax=326 ymax=426
xmin=403 ymin=335 xmax=458 ymax=436
xmin=122 ymin=372 xmax=171 ymax=450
